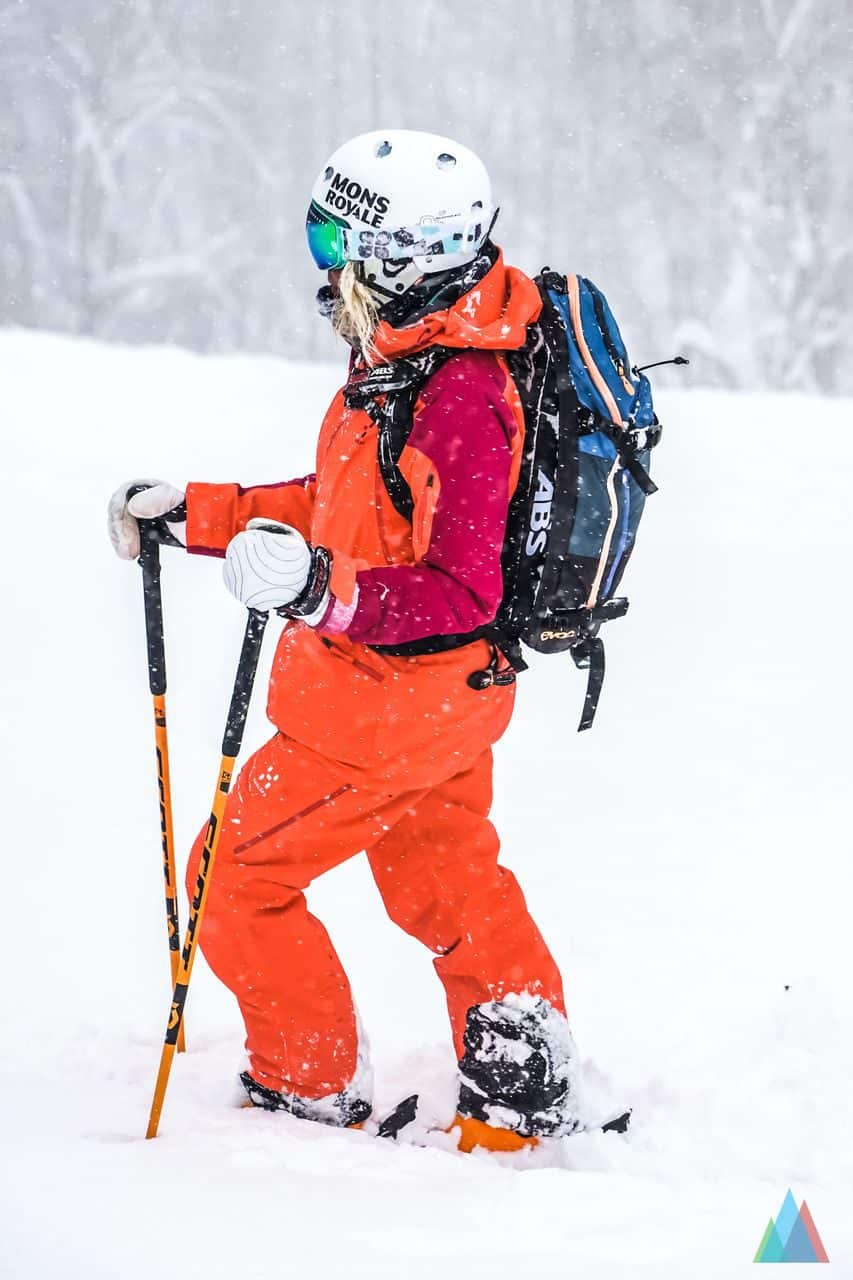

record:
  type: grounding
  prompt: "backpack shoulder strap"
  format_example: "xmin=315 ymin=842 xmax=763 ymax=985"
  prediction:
xmin=365 ymin=344 xmax=458 ymax=522
xmin=376 ymin=390 xmax=418 ymax=522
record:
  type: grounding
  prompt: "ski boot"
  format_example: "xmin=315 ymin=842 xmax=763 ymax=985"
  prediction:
xmin=239 ymin=1071 xmax=372 ymax=1128
xmin=452 ymin=994 xmax=582 ymax=1152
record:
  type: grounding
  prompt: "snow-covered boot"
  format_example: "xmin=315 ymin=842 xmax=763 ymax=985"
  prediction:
xmin=453 ymin=994 xmax=582 ymax=1149
xmin=239 ymin=1072 xmax=371 ymax=1128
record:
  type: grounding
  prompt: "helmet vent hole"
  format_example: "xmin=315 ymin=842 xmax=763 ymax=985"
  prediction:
xmin=323 ymin=166 xmax=334 ymax=181
xmin=375 ymin=140 xmax=392 ymax=158
xmin=436 ymin=152 xmax=456 ymax=169
xmin=472 ymin=200 xmax=483 ymax=209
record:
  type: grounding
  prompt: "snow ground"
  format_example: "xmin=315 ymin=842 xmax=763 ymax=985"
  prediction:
xmin=0 ymin=329 xmax=851 ymax=1278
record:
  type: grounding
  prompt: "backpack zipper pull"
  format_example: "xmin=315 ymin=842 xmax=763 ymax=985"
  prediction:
xmin=632 ymin=355 xmax=689 ymax=374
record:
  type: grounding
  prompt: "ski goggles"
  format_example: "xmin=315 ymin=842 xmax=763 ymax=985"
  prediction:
xmin=306 ymin=199 xmax=487 ymax=271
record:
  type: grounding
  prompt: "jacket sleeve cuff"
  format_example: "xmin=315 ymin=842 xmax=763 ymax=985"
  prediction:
xmin=328 ymin=551 xmax=362 ymax=607
xmin=185 ymin=482 xmax=236 ymax=557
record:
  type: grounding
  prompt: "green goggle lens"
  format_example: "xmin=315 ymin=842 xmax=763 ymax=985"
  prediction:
xmin=306 ymin=201 xmax=348 ymax=270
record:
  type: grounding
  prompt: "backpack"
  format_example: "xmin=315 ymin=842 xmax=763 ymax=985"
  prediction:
xmin=344 ymin=270 xmax=677 ymax=731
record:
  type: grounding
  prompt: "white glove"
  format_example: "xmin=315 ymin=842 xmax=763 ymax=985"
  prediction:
xmin=223 ymin=519 xmax=328 ymax=618
xmin=108 ymin=479 xmax=187 ymax=560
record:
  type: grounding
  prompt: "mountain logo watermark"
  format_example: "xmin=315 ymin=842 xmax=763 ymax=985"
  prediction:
xmin=754 ymin=1190 xmax=829 ymax=1264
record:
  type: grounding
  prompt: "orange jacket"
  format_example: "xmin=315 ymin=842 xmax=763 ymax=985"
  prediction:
xmin=186 ymin=252 xmax=541 ymax=788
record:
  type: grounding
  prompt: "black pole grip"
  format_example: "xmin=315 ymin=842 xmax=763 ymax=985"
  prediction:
xmin=222 ymin=609 xmax=268 ymax=757
xmin=138 ymin=527 xmax=166 ymax=697
xmin=126 ymin=483 xmax=167 ymax=696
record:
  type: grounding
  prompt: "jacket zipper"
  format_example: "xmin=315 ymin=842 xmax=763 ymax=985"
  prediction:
xmin=351 ymin=657 xmax=385 ymax=682
xmin=233 ymin=783 xmax=353 ymax=855
xmin=320 ymin=635 xmax=386 ymax=682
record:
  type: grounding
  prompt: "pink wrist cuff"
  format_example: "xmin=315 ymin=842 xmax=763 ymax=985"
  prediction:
xmin=315 ymin=585 xmax=359 ymax=634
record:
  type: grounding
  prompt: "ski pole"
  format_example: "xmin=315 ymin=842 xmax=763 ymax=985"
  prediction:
xmin=135 ymin=505 xmax=186 ymax=1055
xmin=145 ymin=607 xmax=268 ymax=1140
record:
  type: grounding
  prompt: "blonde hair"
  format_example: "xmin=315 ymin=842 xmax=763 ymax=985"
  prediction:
xmin=332 ymin=262 xmax=381 ymax=365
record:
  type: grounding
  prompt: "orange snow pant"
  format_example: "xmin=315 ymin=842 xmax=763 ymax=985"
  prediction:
xmin=186 ymin=731 xmax=565 ymax=1100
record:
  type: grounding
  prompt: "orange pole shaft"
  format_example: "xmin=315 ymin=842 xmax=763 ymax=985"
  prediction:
xmin=145 ymin=755 xmax=234 ymax=1139
xmin=145 ymin=606 xmax=265 ymax=1139
xmin=152 ymin=693 xmax=185 ymax=1053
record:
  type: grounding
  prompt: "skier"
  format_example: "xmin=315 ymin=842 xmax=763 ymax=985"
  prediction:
xmin=109 ymin=130 xmax=581 ymax=1151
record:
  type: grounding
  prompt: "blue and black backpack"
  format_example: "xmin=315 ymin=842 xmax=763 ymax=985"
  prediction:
xmin=495 ymin=270 xmax=679 ymax=728
xmin=346 ymin=269 xmax=683 ymax=730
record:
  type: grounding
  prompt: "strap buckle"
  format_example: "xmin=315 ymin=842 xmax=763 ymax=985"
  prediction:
xmin=467 ymin=642 xmax=519 ymax=692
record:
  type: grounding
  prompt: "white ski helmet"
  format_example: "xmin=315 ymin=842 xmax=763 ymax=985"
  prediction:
xmin=306 ymin=129 xmax=496 ymax=299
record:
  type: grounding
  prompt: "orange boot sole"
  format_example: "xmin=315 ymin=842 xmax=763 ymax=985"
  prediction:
xmin=451 ymin=1114 xmax=538 ymax=1153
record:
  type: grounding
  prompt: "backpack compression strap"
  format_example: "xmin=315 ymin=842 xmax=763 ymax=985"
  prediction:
xmin=571 ymin=635 xmax=605 ymax=733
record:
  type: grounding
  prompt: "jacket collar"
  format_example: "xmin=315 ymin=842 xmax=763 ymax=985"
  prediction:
xmin=370 ymin=249 xmax=542 ymax=361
